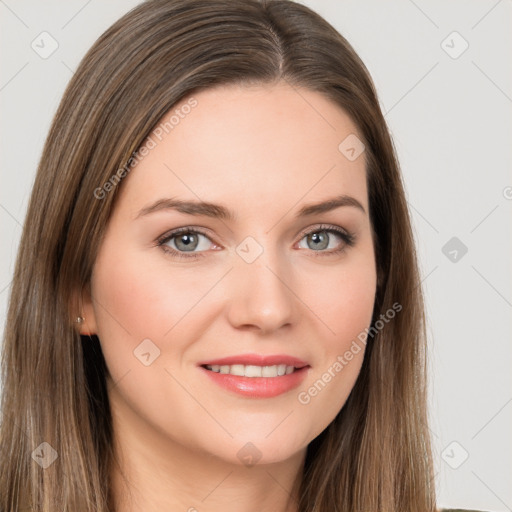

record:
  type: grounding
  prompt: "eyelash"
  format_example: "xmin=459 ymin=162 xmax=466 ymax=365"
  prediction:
xmin=156 ymin=224 xmax=356 ymax=261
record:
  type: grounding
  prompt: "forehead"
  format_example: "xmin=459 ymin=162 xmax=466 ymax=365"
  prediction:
xmin=118 ymin=81 xmax=368 ymax=218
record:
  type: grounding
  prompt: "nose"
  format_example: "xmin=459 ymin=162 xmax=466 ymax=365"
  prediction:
xmin=226 ymin=247 xmax=296 ymax=335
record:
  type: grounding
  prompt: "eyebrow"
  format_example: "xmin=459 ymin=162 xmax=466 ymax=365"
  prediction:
xmin=135 ymin=194 xmax=366 ymax=221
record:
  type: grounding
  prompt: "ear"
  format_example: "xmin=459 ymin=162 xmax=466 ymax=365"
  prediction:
xmin=71 ymin=283 xmax=98 ymax=336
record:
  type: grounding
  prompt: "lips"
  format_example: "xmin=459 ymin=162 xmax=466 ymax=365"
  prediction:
xmin=197 ymin=353 xmax=311 ymax=398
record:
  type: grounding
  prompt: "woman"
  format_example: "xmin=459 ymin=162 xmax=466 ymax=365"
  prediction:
xmin=0 ymin=0 xmax=487 ymax=510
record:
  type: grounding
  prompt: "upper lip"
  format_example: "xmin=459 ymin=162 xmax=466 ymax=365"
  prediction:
xmin=198 ymin=353 xmax=309 ymax=368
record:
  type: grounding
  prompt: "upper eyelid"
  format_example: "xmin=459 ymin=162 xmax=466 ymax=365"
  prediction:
xmin=297 ymin=223 xmax=351 ymax=238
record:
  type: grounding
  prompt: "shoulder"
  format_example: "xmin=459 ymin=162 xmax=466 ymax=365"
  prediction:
xmin=440 ymin=509 xmax=492 ymax=512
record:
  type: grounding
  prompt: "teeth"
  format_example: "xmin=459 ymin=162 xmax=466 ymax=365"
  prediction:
xmin=244 ymin=365 xmax=262 ymax=377
xmin=230 ymin=364 xmax=245 ymax=376
xmin=205 ymin=364 xmax=297 ymax=377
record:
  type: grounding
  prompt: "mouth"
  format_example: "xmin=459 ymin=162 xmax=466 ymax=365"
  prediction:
xmin=197 ymin=355 xmax=311 ymax=398
xmin=198 ymin=353 xmax=311 ymax=398
xmin=201 ymin=363 xmax=305 ymax=378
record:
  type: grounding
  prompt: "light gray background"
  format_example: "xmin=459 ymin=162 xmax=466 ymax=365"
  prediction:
xmin=1 ymin=1 xmax=511 ymax=510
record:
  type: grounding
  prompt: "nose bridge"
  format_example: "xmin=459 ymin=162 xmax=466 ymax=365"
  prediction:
xmin=227 ymin=234 xmax=296 ymax=333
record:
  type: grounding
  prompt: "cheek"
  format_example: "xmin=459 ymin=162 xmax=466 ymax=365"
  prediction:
xmin=89 ymin=243 xmax=187 ymax=383
xmin=294 ymin=251 xmax=376 ymax=430
xmin=89 ymin=241 xmax=230 ymax=395
xmin=303 ymin=253 xmax=376 ymax=353
xmin=91 ymin=244 xmax=203 ymax=342
xmin=89 ymin=245 xmax=211 ymax=439
xmin=92 ymin=257 xmax=159 ymax=341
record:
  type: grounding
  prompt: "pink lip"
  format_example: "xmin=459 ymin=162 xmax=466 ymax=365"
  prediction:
xmin=198 ymin=366 xmax=310 ymax=398
xmin=197 ymin=353 xmax=309 ymax=368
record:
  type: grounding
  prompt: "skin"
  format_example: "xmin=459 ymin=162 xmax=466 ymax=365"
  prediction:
xmin=80 ymin=81 xmax=377 ymax=512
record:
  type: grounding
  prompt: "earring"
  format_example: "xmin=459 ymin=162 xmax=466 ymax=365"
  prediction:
xmin=75 ymin=316 xmax=85 ymax=324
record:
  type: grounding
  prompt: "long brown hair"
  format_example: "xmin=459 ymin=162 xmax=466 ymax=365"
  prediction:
xmin=0 ymin=0 xmax=436 ymax=510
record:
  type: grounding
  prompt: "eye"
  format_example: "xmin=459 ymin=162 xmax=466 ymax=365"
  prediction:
xmin=156 ymin=227 xmax=216 ymax=260
xmin=296 ymin=224 xmax=355 ymax=257
xmin=156 ymin=224 xmax=356 ymax=261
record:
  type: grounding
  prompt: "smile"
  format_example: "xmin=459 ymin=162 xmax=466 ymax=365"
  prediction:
xmin=199 ymin=364 xmax=310 ymax=398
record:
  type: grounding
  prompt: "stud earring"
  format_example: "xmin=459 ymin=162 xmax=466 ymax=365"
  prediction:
xmin=75 ymin=316 xmax=85 ymax=324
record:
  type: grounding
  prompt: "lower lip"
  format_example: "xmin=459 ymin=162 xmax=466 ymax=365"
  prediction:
xmin=198 ymin=366 xmax=310 ymax=398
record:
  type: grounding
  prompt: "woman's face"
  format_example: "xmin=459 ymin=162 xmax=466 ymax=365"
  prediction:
xmin=82 ymin=81 xmax=377 ymax=465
